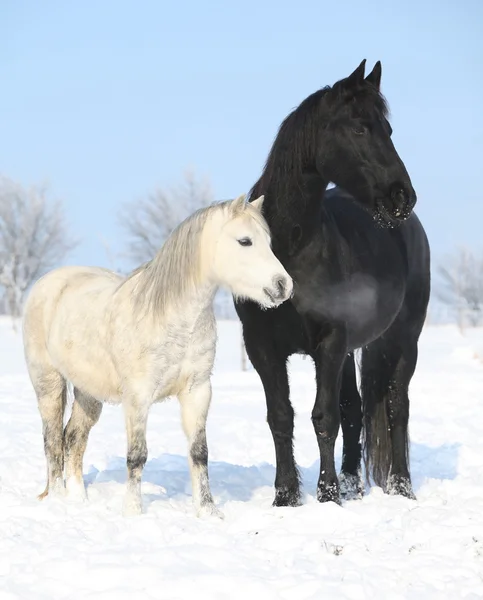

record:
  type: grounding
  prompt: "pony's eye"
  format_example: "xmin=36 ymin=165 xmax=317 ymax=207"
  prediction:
xmin=238 ymin=237 xmax=252 ymax=247
xmin=353 ymin=125 xmax=367 ymax=135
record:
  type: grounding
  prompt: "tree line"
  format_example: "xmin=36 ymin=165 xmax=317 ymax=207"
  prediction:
xmin=0 ymin=170 xmax=481 ymax=326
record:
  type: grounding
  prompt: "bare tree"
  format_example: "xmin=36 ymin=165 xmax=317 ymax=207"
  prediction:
xmin=0 ymin=176 xmax=78 ymax=319
xmin=437 ymin=246 xmax=483 ymax=328
xmin=119 ymin=169 xmax=214 ymax=265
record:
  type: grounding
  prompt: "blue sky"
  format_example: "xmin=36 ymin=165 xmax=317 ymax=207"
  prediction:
xmin=1 ymin=0 xmax=482 ymax=273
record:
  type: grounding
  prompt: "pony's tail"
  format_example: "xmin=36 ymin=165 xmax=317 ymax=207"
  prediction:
xmin=360 ymin=347 xmax=392 ymax=489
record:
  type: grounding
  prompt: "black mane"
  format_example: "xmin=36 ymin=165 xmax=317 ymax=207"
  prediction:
xmin=249 ymin=81 xmax=389 ymax=203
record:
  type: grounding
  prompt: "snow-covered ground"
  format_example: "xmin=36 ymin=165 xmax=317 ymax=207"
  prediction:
xmin=0 ymin=318 xmax=482 ymax=599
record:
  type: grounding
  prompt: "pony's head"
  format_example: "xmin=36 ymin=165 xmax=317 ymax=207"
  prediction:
xmin=207 ymin=194 xmax=293 ymax=308
xmin=316 ymin=60 xmax=416 ymax=226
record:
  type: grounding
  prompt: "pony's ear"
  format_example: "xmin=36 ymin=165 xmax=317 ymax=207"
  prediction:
xmin=251 ymin=195 xmax=265 ymax=212
xmin=231 ymin=193 xmax=247 ymax=214
xmin=365 ymin=61 xmax=382 ymax=91
xmin=343 ymin=59 xmax=366 ymax=89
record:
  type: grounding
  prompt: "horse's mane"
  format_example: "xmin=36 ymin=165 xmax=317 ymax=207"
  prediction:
xmin=123 ymin=199 xmax=268 ymax=318
xmin=249 ymin=81 xmax=389 ymax=202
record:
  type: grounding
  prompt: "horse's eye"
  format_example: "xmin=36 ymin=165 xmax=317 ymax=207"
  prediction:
xmin=238 ymin=237 xmax=252 ymax=247
xmin=353 ymin=125 xmax=367 ymax=135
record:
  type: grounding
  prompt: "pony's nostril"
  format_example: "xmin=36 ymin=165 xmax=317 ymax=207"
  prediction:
xmin=274 ymin=276 xmax=286 ymax=298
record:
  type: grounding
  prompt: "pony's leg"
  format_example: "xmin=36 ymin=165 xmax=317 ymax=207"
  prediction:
xmin=243 ymin=334 xmax=300 ymax=507
xmin=312 ymin=328 xmax=347 ymax=505
xmin=122 ymin=398 xmax=150 ymax=517
xmin=339 ymin=353 xmax=364 ymax=500
xmin=34 ymin=370 xmax=67 ymax=499
xmin=178 ymin=380 xmax=222 ymax=519
xmin=63 ymin=388 xmax=102 ymax=500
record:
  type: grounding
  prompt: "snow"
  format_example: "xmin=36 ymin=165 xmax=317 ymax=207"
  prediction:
xmin=0 ymin=317 xmax=482 ymax=599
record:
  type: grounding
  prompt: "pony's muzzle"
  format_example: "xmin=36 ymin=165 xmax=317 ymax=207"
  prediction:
xmin=264 ymin=274 xmax=293 ymax=305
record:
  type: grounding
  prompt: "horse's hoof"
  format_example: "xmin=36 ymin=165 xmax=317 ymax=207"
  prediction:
xmin=316 ymin=481 xmax=341 ymax=505
xmin=197 ymin=503 xmax=224 ymax=520
xmin=273 ymin=486 xmax=302 ymax=507
xmin=65 ymin=476 xmax=87 ymax=502
xmin=386 ymin=474 xmax=416 ymax=500
xmin=339 ymin=472 xmax=364 ymax=501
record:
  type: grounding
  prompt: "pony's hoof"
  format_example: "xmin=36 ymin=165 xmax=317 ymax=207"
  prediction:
xmin=122 ymin=495 xmax=143 ymax=517
xmin=65 ymin=477 xmax=87 ymax=502
xmin=386 ymin=475 xmax=416 ymax=500
xmin=197 ymin=503 xmax=224 ymax=520
xmin=316 ymin=481 xmax=341 ymax=505
xmin=339 ymin=472 xmax=364 ymax=501
xmin=273 ymin=486 xmax=302 ymax=508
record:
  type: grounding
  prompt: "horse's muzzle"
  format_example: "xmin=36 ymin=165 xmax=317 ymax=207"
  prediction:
xmin=374 ymin=183 xmax=416 ymax=228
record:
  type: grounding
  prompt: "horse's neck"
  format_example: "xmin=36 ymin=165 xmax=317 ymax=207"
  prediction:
xmin=261 ymin=172 xmax=327 ymax=255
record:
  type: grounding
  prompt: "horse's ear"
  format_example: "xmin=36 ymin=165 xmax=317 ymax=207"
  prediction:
xmin=251 ymin=195 xmax=265 ymax=212
xmin=344 ymin=59 xmax=366 ymax=89
xmin=231 ymin=193 xmax=247 ymax=214
xmin=365 ymin=61 xmax=382 ymax=91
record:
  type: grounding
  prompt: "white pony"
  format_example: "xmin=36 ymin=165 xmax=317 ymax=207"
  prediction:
xmin=22 ymin=193 xmax=293 ymax=518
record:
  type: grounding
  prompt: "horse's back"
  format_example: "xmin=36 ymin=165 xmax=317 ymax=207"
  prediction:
xmin=23 ymin=266 xmax=125 ymax=399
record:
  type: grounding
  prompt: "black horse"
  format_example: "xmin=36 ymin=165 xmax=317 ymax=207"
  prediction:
xmin=235 ymin=60 xmax=430 ymax=507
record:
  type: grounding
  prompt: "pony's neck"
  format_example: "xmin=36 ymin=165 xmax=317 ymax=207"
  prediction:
xmin=129 ymin=262 xmax=217 ymax=326
xmin=126 ymin=208 xmax=218 ymax=323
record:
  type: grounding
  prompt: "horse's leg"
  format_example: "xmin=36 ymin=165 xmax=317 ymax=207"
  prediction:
xmin=33 ymin=368 xmax=67 ymax=499
xmin=361 ymin=325 xmax=420 ymax=499
xmin=178 ymin=379 xmax=222 ymax=519
xmin=385 ymin=333 xmax=419 ymax=498
xmin=339 ymin=352 xmax=364 ymax=500
xmin=122 ymin=397 xmax=150 ymax=517
xmin=243 ymin=328 xmax=300 ymax=507
xmin=63 ymin=388 xmax=102 ymax=500
xmin=312 ymin=327 xmax=347 ymax=504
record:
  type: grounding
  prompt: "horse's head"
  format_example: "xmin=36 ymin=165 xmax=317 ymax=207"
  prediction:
xmin=316 ymin=60 xmax=416 ymax=227
xmin=208 ymin=194 xmax=293 ymax=308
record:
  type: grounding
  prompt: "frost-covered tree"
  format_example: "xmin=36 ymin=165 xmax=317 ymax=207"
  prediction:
xmin=119 ymin=169 xmax=214 ymax=265
xmin=0 ymin=176 xmax=78 ymax=318
xmin=437 ymin=246 xmax=483 ymax=328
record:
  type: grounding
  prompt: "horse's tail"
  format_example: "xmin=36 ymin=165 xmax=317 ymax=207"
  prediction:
xmin=360 ymin=345 xmax=392 ymax=489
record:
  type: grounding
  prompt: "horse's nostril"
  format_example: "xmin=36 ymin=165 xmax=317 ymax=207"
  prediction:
xmin=389 ymin=183 xmax=411 ymax=219
xmin=391 ymin=186 xmax=405 ymax=201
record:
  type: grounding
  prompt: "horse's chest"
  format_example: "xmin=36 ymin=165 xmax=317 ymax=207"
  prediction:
xmin=289 ymin=252 xmax=406 ymax=350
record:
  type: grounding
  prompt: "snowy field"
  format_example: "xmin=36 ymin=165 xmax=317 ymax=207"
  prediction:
xmin=0 ymin=317 xmax=482 ymax=599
